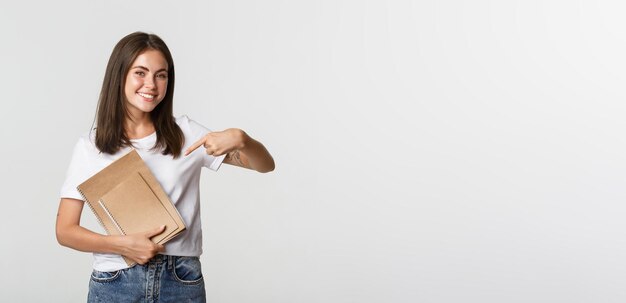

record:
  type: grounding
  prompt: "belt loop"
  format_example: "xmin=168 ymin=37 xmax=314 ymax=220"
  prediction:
xmin=167 ymin=255 xmax=174 ymax=270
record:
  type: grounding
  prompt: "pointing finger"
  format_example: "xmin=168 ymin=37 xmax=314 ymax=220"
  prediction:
xmin=184 ymin=136 xmax=206 ymax=156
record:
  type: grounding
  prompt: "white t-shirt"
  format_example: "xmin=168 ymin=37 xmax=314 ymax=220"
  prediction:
xmin=59 ymin=115 xmax=225 ymax=272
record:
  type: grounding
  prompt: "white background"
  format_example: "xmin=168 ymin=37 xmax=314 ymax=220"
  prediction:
xmin=1 ymin=0 xmax=625 ymax=302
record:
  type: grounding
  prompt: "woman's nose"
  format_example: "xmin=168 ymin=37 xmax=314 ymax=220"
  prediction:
xmin=144 ymin=77 xmax=156 ymax=88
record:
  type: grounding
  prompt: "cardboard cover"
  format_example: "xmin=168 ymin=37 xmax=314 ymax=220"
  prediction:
xmin=98 ymin=171 xmax=180 ymax=243
xmin=77 ymin=149 xmax=186 ymax=266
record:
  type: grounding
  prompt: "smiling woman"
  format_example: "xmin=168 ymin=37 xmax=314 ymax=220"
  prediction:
xmin=55 ymin=32 xmax=275 ymax=302
xmin=124 ymin=50 xmax=169 ymax=116
xmin=94 ymin=33 xmax=182 ymax=156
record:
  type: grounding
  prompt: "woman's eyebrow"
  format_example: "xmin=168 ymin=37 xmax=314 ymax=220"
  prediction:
xmin=131 ymin=65 xmax=168 ymax=73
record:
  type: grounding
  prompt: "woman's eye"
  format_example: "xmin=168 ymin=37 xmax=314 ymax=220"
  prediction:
xmin=135 ymin=71 xmax=145 ymax=76
xmin=157 ymin=74 xmax=168 ymax=79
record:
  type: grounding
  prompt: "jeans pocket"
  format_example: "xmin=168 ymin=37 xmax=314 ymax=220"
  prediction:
xmin=172 ymin=256 xmax=204 ymax=285
xmin=90 ymin=269 xmax=122 ymax=283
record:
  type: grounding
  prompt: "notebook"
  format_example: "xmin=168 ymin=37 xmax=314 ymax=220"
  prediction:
xmin=77 ymin=149 xmax=186 ymax=266
xmin=98 ymin=171 xmax=179 ymax=244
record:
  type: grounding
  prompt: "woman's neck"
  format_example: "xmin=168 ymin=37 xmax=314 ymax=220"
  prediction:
xmin=124 ymin=114 xmax=155 ymax=139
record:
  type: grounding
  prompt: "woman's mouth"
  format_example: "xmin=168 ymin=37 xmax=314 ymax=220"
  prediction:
xmin=137 ymin=92 xmax=156 ymax=101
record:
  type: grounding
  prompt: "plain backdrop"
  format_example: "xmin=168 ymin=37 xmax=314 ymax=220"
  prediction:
xmin=1 ymin=0 xmax=625 ymax=302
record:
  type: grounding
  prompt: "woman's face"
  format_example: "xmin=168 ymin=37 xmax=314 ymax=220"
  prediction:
xmin=124 ymin=49 xmax=169 ymax=116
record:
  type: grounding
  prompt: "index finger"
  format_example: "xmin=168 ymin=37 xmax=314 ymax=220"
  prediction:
xmin=184 ymin=136 xmax=206 ymax=156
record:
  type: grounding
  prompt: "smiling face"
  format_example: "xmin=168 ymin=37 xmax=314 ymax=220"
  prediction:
xmin=124 ymin=49 xmax=169 ymax=116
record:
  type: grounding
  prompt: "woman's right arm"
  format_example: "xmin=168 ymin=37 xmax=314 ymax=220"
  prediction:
xmin=55 ymin=198 xmax=165 ymax=265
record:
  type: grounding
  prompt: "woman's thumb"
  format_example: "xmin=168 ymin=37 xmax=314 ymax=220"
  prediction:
xmin=147 ymin=225 xmax=166 ymax=238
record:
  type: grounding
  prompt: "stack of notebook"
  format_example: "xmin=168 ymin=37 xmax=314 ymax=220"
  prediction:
xmin=77 ymin=149 xmax=186 ymax=266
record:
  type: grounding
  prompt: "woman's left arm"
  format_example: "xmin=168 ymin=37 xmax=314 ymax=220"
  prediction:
xmin=185 ymin=128 xmax=275 ymax=173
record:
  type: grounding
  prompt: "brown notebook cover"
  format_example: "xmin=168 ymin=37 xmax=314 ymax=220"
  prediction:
xmin=77 ymin=149 xmax=186 ymax=266
xmin=98 ymin=171 xmax=180 ymax=244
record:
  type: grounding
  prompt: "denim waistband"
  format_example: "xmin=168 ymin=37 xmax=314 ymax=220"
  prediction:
xmin=149 ymin=254 xmax=170 ymax=263
xmin=147 ymin=254 xmax=179 ymax=270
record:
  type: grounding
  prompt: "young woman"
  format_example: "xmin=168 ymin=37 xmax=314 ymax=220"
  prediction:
xmin=56 ymin=32 xmax=274 ymax=302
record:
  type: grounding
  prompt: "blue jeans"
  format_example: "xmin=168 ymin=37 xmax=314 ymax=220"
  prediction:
xmin=88 ymin=255 xmax=206 ymax=303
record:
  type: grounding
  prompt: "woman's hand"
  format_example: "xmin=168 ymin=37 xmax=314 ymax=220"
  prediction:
xmin=56 ymin=198 xmax=165 ymax=264
xmin=118 ymin=225 xmax=166 ymax=265
xmin=184 ymin=128 xmax=246 ymax=157
xmin=184 ymin=127 xmax=275 ymax=173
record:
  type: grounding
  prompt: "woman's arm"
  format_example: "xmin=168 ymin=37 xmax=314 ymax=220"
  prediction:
xmin=185 ymin=128 xmax=275 ymax=173
xmin=223 ymin=129 xmax=275 ymax=172
xmin=56 ymin=198 xmax=165 ymax=265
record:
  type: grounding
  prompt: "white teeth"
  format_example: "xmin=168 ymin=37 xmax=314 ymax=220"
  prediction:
xmin=137 ymin=92 xmax=155 ymax=99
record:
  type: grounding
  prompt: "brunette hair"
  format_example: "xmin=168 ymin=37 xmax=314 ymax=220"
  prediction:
xmin=94 ymin=31 xmax=184 ymax=158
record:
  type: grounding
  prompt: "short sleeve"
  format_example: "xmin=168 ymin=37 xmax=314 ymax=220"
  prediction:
xmin=182 ymin=115 xmax=226 ymax=171
xmin=59 ymin=137 xmax=91 ymax=200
